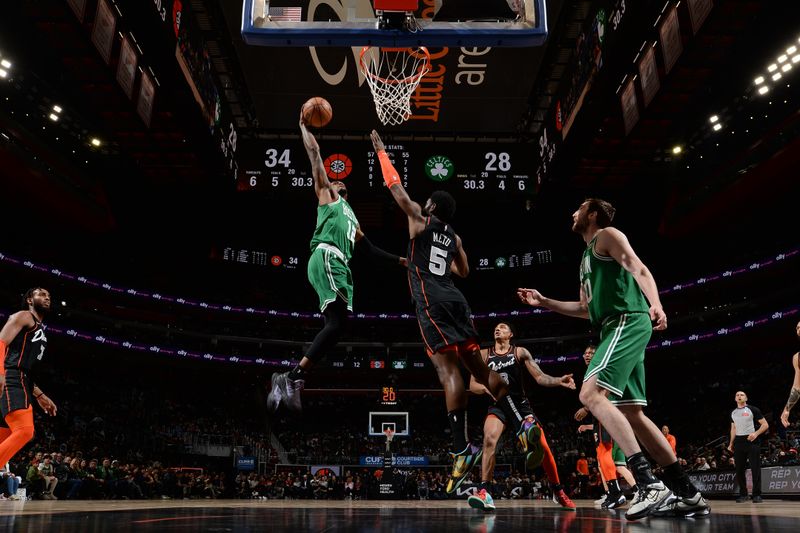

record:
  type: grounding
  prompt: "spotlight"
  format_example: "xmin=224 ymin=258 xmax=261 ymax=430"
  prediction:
xmin=793 ymin=55 xmax=800 ymax=64
xmin=788 ymin=46 xmax=798 ymax=54
xmin=781 ymin=63 xmax=792 ymax=73
xmin=712 ymin=123 xmax=722 ymax=131
xmin=672 ymin=146 xmax=682 ymax=154
xmin=709 ymin=115 xmax=719 ymax=123
xmin=754 ymin=76 xmax=765 ymax=85
xmin=90 ymin=138 xmax=102 ymax=147
xmin=772 ymin=72 xmax=782 ymax=81
xmin=0 ymin=59 xmax=10 ymax=68
xmin=758 ymin=86 xmax=769 ymax=95
xmin=61 ymin=301 xmax=67 ymax=307
xmin=778 ymin=54 xmax=788 ymax=63
xmin=48 ymin=113 xmax=59 ymax=122
xmin=768 ymin=64 xmax=778 ymax=72
xmin=52 ymin=105 xmax=62 ymax=113
xmin=0 ymin=69 xmax=7 ymax=79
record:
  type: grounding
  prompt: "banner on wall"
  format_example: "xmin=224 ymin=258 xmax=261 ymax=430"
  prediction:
xmin=637 ymin=45 xmax=660 ymax=108
xmin=687 ymin=0 xmax=714 ymax=35
xmin=66 ymin=0 xmax=89 ymax=22
xmin=137 ymin=68 xmax=157 ymax=127
xmin=619 ymin=76 xmax=639 ymax=135
xmin=658 ymin=4 xmax=682 ymax=74
xmin=116 ymin=34 xmax=139 ymax=100
xmin=688 ymin=466 xmax=800 ymax=495
xmin=91 ymin=0 xmax=117 ymax=65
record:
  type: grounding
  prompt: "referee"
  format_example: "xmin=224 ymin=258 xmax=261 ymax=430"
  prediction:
xmin=728 ymin=391 xmax=769 ymax=503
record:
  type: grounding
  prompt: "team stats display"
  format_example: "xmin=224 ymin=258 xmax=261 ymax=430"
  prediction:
xmin=236 ymin=139 xmax=538 ymax=196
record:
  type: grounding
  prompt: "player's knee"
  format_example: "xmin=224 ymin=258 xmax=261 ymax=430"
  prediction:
xmin=578 ymin=386 xmax=599 ymax=407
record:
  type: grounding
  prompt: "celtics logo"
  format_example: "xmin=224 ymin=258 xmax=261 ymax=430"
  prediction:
xmin=424 ymin=155 xmax=454 ymax=182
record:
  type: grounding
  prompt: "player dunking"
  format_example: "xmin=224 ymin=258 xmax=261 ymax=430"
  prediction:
xmin=0 ymin=288 xmax=58 ymax=479
xmin=370 ymin=130 xmax=509 ymax=494
xmin=267 ymin=115 xmax=405 ymax=413
xmin=517 ymin=199 xmax=708 ymax=519
xmin=467 ymin=322 xmax=576 ymax=512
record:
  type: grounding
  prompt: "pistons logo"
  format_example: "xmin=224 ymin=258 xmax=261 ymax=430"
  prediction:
xmin=324 ymin=153 xmax=353 ymax=180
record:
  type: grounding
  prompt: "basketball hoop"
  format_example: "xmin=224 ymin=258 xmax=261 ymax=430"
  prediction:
xmin=360 ymin=46 xmax=431 ymax=126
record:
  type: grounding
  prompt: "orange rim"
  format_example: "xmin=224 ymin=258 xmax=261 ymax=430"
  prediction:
xmin=359 ymin=46 xmax=431 ymax=85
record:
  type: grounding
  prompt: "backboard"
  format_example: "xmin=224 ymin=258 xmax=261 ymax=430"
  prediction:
xmin=242 ymin=0 xmax=548 ymax=47
xmin=369 ymin=411 xmax=410 ymax=437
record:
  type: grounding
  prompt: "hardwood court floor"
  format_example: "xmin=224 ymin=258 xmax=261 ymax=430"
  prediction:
xmin=0 ymin=498 xmax=797 ymax=532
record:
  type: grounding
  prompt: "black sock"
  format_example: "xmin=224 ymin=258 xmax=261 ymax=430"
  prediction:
xmin=448 ymin=409 xmax=468 ymax=452
xmin=663 ymin=461 xmax=697 ymax=497
xmin=552 ymin=483 xmax=562 ymax=492
xmin=288 ymin=366 xmax=307 ymax=380
xmin=627 ymin=452 xmax=659 ymax=487
xmin=607 ymin=478 xmax=621 ymax=495
xmin=478 ymin=481 xmax=491 ymax=494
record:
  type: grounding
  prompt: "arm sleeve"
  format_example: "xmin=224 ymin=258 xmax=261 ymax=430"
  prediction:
xmin=750 ymin=406 xmax=763 ymax=421
xmin=358 ymin=235 xmax=401 ymax=265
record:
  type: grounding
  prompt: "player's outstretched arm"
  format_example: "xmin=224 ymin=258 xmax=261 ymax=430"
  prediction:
xmin=300 ymin=114 xmax=334 ymax=204
xmin=370 ymin=130 xmax=425 ymax=236
xmin=518 ymin=347 xmax=575 ymax=389
xmin=354 ymin=227 xmax=405 ymax=266
xmin=516 ymin=288 xmax=589 ymax=319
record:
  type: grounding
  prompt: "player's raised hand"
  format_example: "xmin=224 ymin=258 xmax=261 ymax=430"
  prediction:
xmin=370 ymin=129 xmax=385 ymax=152
xmin=517 ymin=288 xmax=544 ymax=307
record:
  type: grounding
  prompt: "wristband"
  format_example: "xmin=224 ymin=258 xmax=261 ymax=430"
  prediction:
xmin=378 ymin=151 xmax=401 ymax=188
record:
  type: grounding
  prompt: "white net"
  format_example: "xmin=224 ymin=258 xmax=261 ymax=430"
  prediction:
xmin=360 ymin=47 xmax=431 ymax=126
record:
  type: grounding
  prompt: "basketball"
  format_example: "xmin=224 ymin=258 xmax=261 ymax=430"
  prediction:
xmin=301 ymin=97 xmax=333 ymax=128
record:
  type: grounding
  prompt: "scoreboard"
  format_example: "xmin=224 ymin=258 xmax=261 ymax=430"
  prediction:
xmin=236 ymin=139 xmax=538 ymax=196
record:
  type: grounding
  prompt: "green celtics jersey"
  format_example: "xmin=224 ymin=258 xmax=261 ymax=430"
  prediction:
xmin=309 ymin=195 xmax=358 ymax=261
xmin=579 ymin=234 xmax=649 ymax=326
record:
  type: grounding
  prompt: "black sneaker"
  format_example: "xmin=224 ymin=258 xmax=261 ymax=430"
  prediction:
xmin=736 ymin=496 xmax=748 ymax=503
xmin=752 ymin=495 xmax=763 ymax=503
xmin=625 ymin=481 xmax=673 ymax=520
xmin=602 ymin=491 xmax=627 ymax=510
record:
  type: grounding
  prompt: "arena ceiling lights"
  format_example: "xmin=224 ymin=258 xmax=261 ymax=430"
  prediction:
xmin=753 ymin=36 xmax=800 ymax=96
xmin=0 ymin=56 xmax=11 ymax=79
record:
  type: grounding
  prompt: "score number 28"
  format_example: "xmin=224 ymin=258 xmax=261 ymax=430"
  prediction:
xmin=464 ymin=152 xmax=526 ymax=191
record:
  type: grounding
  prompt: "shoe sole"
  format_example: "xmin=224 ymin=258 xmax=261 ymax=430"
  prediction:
xmin=468 ymin=496 xmax=495 ymax=512
xmin=626 ymin=491 xmax=673 ymax=521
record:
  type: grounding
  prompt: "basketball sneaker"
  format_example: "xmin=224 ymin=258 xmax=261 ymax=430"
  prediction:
xmin=552 ymin=488 xmax=576 ymax=511
xmin=602 ymin=491 xmax=626 ymax=510
xmin=652 ymin=491 xmax=711 ymax=517
xmin=625 ymin=481 xmax=673 ymax=520
xmin=468 ymin=489 xmax=496 ymax=512
xmin=266 ymin=372 xmax=305 ymax=413
xmin=446 ymin=443 xmax=482 ymax=494
xmin=516 ymin=419 xmax=541 ymax=453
